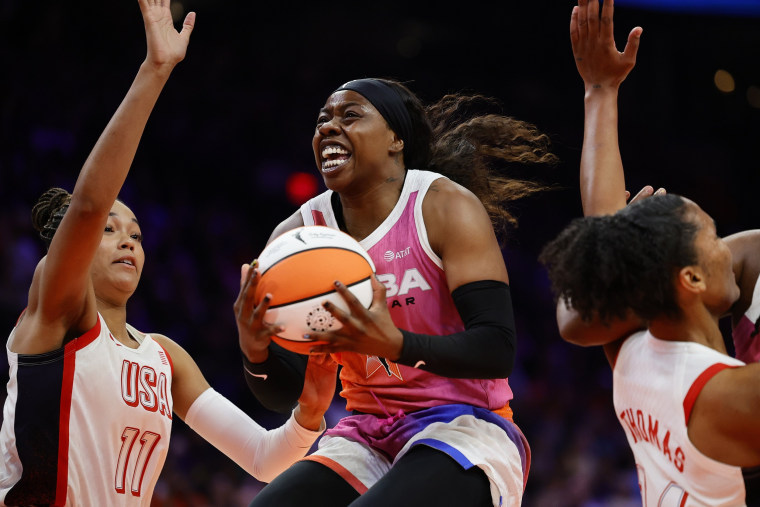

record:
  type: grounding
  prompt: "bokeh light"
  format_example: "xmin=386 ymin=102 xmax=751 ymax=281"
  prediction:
xmin=714 ymin=69 xmax=735 ymax=93
xmin=285 ymin=172 xmax=319 ymax=206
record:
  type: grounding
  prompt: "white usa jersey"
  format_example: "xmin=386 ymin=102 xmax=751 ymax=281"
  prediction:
xmin=613 ymin=330 xmax=757 ymax=506
xmin=0 ymin=313 xmax=173 ymax=506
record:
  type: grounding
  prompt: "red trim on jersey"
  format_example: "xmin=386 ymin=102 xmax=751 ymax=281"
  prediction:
xmin=311 ymin=210 xmax=327 ymax=226
xmin=15 ymin=308 xmax=27 ymax=326
xmin=156 ymin=342 xmax=174 ymax=377
xmin=683 ymin=363 xmax=736 ymax=425
xmin=304 ymin=455 xmax=368 ymax=494
xmin=55 ymin=339 xmax=81 ymax=505
xmin=72 ymin=316 xmax=102 ymax=351
xmin=680 ymin=491 xmax=689 ymax=507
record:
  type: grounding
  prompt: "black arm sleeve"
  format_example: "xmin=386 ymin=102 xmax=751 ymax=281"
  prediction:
xmin=396 ymin=280 xmax=516 ymax=379
xmin=242 ymin=342 xmax=308 ymax=413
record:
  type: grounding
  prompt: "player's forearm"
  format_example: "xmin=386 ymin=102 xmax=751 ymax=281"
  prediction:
xmin=581 ymin=86 xmax=627 ymax=217
xmin=242 ymin=343 xmax=308 ymax=413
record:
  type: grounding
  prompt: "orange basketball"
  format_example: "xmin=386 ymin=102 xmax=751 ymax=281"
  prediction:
xmin=255 ymin=226 xmax=375 ymax=354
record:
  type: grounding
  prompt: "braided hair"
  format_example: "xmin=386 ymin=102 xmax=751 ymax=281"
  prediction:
xmin=539 ymin=194 xmax=699 ymax=324
xmin=31 ymin=187 xmax=72 ymax=249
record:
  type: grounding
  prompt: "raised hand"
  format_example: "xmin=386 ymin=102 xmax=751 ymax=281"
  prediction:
xmin=234 ymin=261 xmax=282 ymax=363
xmin=571 ymin=0 xmax=641 ymax=90
xmin=138 ymin=0 xmax=195 ymax=70
xmin=307 ymin=276 xmax=404 ymax=360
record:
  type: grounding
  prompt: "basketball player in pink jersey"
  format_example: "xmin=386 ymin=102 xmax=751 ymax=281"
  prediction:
xmin=0 ymin=1 xmax=337 ymax=505
xmin=234 ymin=78 xmax=555 ymax=504
xmin=540 ymin=1 xmax=760 ymax=504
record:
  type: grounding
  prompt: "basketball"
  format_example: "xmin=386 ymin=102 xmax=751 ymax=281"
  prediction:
xmin=255 ymin=225 xmax=376 ymax=354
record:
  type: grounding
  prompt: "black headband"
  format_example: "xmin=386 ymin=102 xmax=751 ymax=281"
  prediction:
xmin=336 ymin=79 xmax=413 ymax=147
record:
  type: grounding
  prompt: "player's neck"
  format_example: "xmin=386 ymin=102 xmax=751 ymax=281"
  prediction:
xmin=97 ymin=304 xmax=139 ymax=349
xmin=649 ymin=312 xmax=726 ymax=353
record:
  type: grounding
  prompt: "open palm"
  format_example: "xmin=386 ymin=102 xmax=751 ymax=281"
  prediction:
xmin=139 ymin=0 xmax=195 ymax=69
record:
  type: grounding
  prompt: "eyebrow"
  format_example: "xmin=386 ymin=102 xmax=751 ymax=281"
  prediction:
xmin=319 ymin=101 xmax=364 ymax=114
xmin=109 ymin=211 xmax=140 ymax=225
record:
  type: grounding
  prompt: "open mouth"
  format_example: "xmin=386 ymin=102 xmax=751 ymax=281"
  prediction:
xmin=321 ymin=145 xmax=351 ymax=173
xmin=114 ymin=258 xmax=136 ymax=268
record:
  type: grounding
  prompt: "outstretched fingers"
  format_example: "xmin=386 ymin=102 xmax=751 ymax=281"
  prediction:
xmin=179 ymin=11 xmax=196 ymax=42
xmin=319 ymin=281 xmax=364 ymax=329
xmin=577 ymin=0 xmax=590 ymax=40
xmin=622 ymin=26 xmax=643 ymax=65
xmin=600 ymin=0 xmax=615 ymax=43
xmin=234 ymin=263 xmax=257 ymax=321
xmin=138 ymin=0 xmax=196 ymax=68
xmin=587 ymin=0 xmax=600 ymax=39
xmin=571 ymin=6 xmax=581 ymax=51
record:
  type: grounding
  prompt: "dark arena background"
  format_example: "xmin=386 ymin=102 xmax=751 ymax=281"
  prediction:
xmin=1 ymin=1 xmax=759 ymax=505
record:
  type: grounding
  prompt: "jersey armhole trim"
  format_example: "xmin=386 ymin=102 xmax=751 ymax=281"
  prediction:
xmin=156 ymin=342 xmax=175 ymax=377
xmin=683 ymin=363 xmax=737 ymax=425
xmin=414 ymin=175 xmax=445 ymax=270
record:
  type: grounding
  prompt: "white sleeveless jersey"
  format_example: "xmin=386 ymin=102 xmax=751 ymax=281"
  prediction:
xmin=613 ymin=330 xmax=753 ymax=506
xmin=0 ymin=314 xmax=173 ymax=506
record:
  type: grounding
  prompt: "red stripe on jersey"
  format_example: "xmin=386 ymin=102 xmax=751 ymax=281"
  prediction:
xmin=683 ymin=363 xmax=736 ymax=425
xmin=55 ymin=340 xmax=79 ymax=505
xmin=15 ymin=308 xmax=27 ymax=326
xmin=54 ymin=317 xmax=101 ymax=504
xmin=311 ymin=210 xmax=326 ymax=226
xmin=73 ymin=317 xmax=102 ymax=351
xmin=157 ymin=342 xmax=174 ymax=377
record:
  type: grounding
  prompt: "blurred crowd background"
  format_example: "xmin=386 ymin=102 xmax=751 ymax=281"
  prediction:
xmin=1 ymin=1 xmax=759 ymax=505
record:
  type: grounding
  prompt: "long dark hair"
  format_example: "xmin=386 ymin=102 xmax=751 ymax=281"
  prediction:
xmin=379 ymin=79 xmax=556 ymax=241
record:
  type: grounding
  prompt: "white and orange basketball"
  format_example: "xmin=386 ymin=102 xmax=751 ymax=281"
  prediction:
xmin=255 ymin=226 xmax=376 ymax=354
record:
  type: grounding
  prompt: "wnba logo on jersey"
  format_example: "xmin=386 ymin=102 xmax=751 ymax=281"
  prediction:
xmin=376 ymin=268 xmax=431 ymax=297
xmin=121 ymin=360 xmax=172 ymax=419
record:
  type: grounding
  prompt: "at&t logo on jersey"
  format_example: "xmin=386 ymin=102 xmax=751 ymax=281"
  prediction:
xmin=383 ymin=246 xmax=411 ymax=262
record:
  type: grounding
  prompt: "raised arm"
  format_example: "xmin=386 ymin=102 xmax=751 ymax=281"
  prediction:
xmin=555 ymin=0 xmax=645 ymax=354
xmin=572 ymin=0 xmax=641 ymax=216
xmin=14 ymin=0 xmax=195 ymax=355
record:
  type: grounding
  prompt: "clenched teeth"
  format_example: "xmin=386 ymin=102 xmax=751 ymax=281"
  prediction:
xmin=321 ymin=146 xmax=349 ymax=158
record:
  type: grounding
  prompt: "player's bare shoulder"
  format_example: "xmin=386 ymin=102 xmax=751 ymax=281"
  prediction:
xmin=423 ymin=177 xmax=491 ymax=246
xmin=423 ymin=177 xmax=484 ymax=222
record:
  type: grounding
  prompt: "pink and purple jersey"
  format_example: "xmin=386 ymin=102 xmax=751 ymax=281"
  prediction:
xmin=300 ymin=169 xmax=513 ymax=416
xmin=732 ymin=274 xmax=760 ymax=363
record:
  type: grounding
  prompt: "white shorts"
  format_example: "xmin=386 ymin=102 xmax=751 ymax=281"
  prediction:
xmin=303 ymin=404 xmax=530 ymax=507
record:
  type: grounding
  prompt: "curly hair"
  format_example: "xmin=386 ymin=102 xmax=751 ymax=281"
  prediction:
xmin=538 ymin=194 xmax=698 ymax=324
xmin=378 ymin=80 xmax=557 ymax=241
xmin=31 ymin=187 xmax=72 ymax=249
